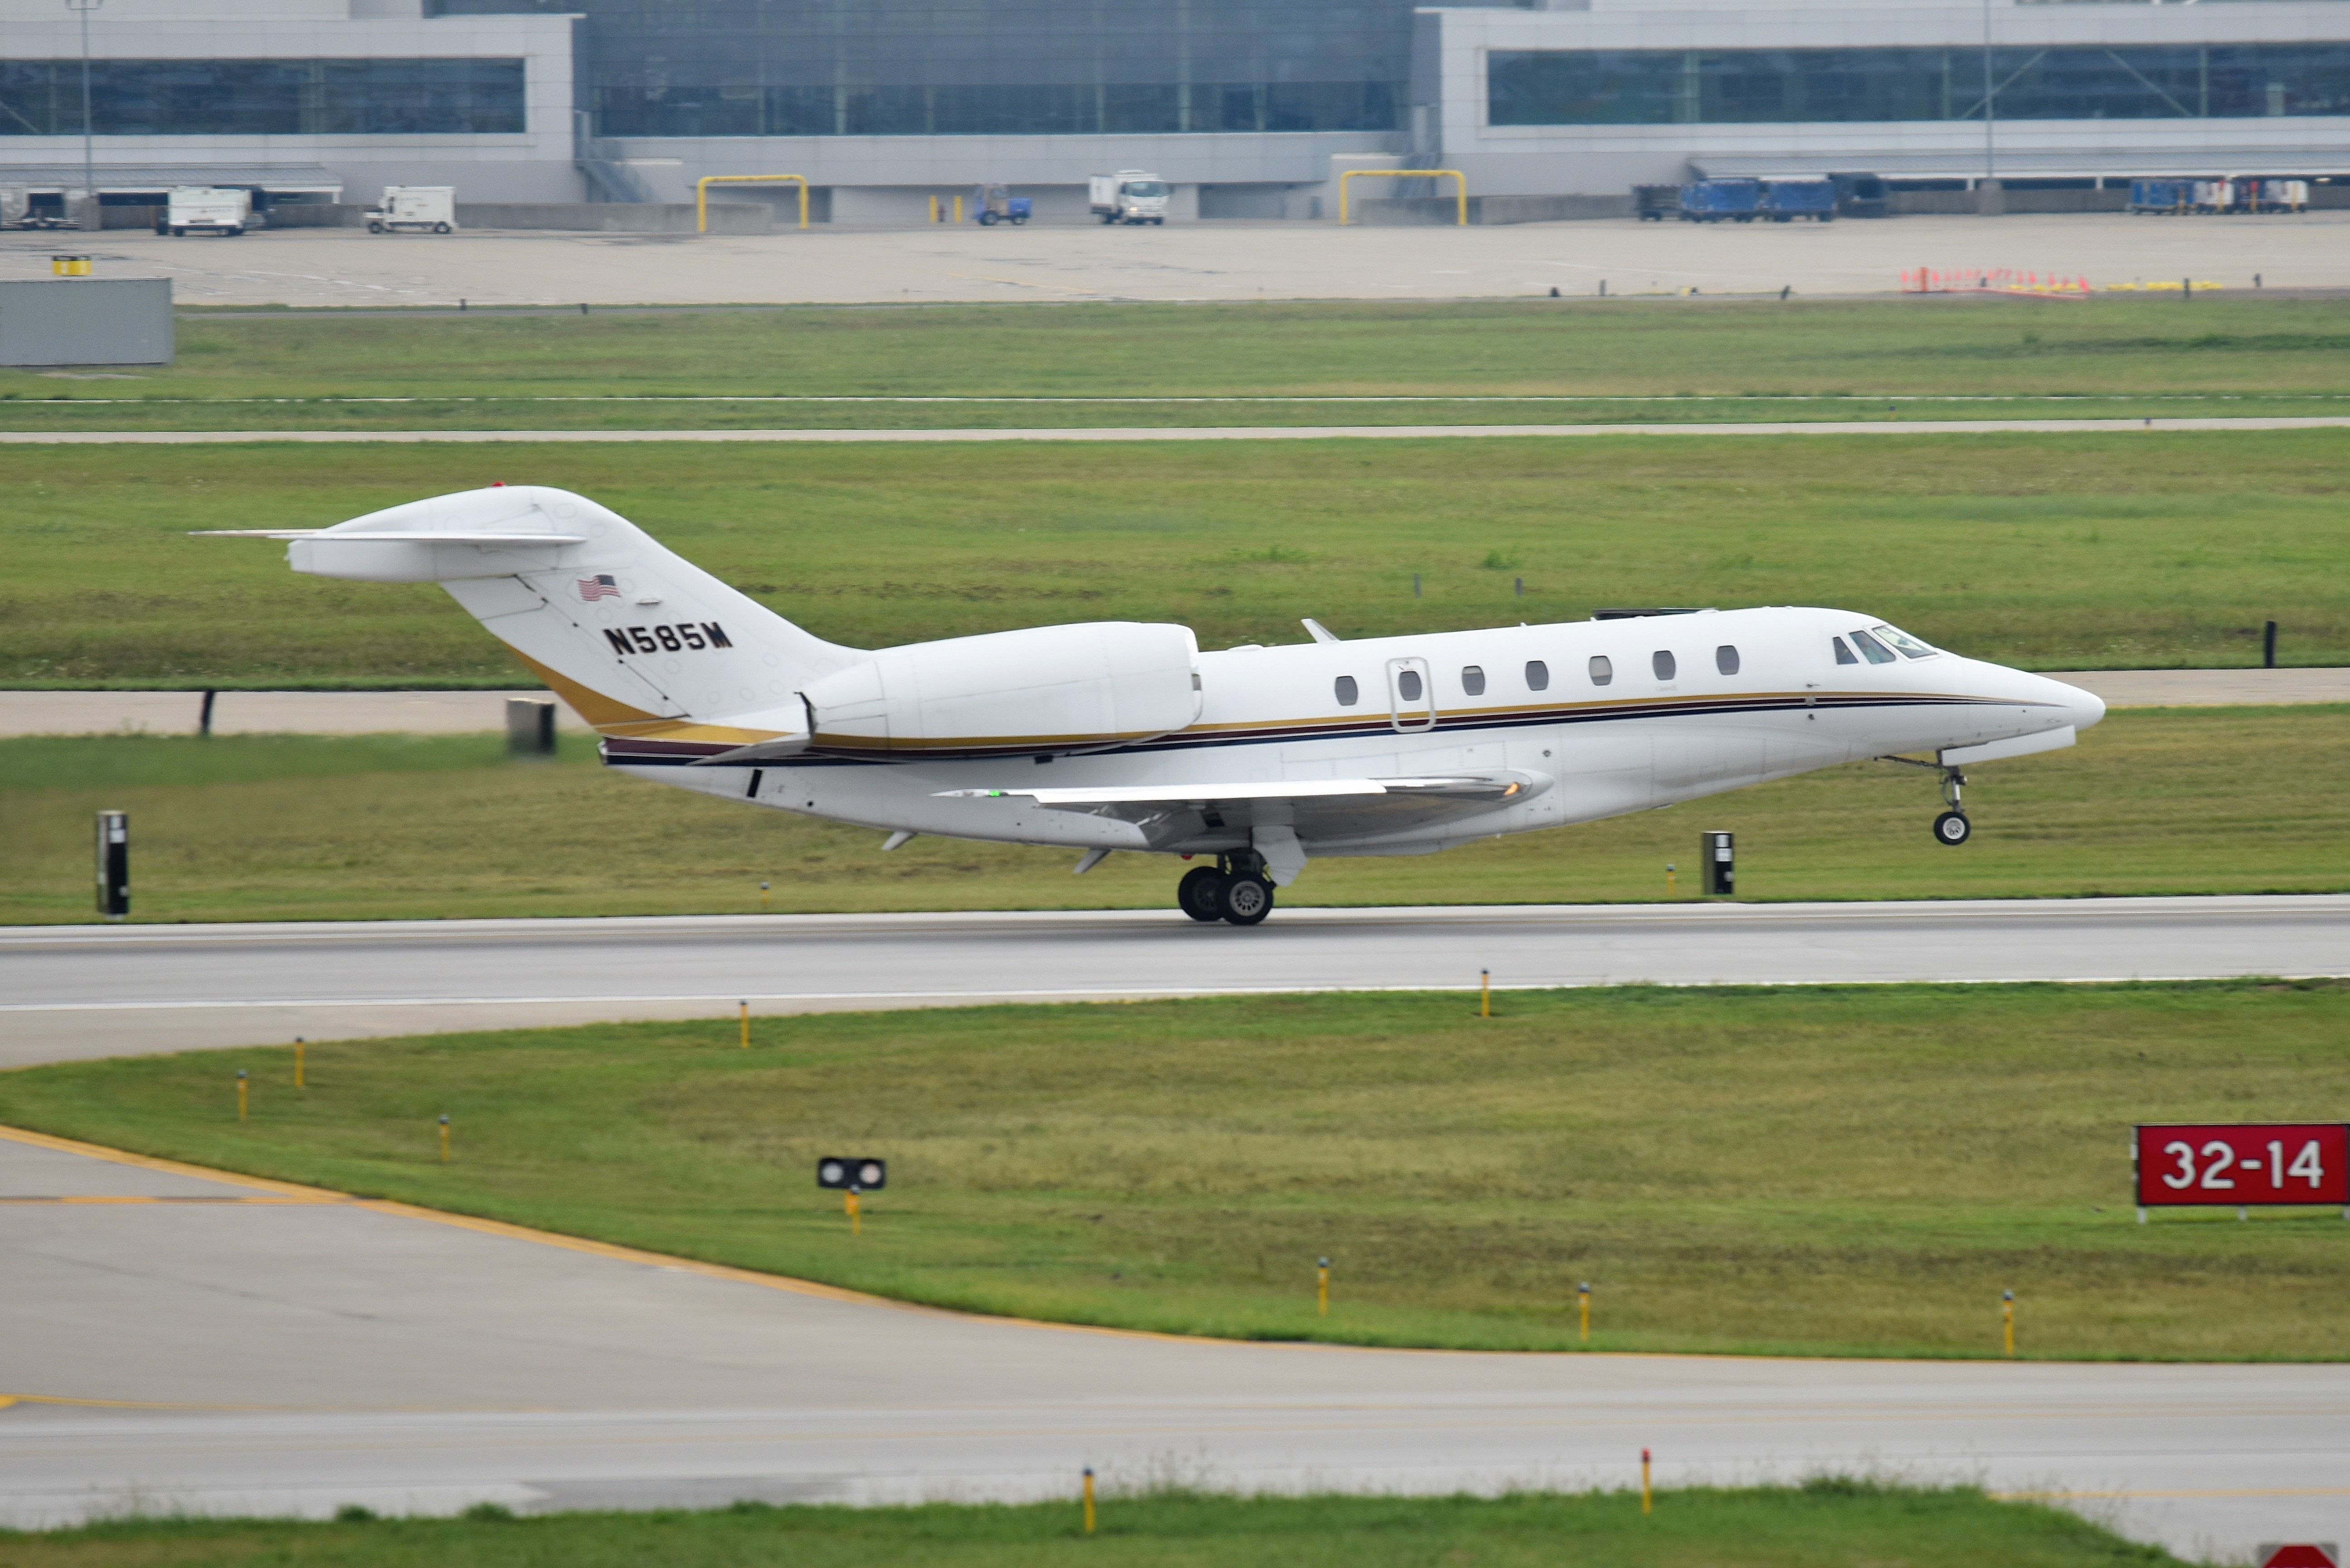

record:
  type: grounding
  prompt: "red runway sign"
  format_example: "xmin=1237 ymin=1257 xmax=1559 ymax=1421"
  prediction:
xmin=2135 ymin=1124 xmax=2349 ymax=1208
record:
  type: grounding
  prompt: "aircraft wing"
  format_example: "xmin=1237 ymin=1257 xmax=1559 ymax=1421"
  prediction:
xmin=937 ymin=772 xmax=1545 ymax=845
xmin=192 ymin=530 xmax=588 ymax=546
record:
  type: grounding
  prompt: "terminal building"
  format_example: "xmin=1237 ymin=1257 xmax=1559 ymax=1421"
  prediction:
xmin=1 ymin=0 xmax=2345 ymax=223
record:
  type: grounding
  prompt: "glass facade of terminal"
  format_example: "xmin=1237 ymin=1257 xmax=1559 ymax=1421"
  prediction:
xmin=1490 ymin=45 xmax=2350 ymax=126
xmin=573 ymin=0 xmax=1406 ymax=137
xmin=0 ymin=58 xmax=525 ymax=136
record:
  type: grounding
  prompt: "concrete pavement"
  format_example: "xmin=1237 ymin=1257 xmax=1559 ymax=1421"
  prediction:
xmin=5 ymin=896 xmax=2344 ymax=1064
xmin=3 ymin=1126 xmax=2345 ymax=1559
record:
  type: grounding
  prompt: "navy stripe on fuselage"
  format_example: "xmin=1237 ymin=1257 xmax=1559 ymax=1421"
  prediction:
xmin=598 ymin=691 xmax=2036 ymax=770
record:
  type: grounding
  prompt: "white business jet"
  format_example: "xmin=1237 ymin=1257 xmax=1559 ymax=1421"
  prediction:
xmin=204 ymin=485 xmax=2104 ymax=926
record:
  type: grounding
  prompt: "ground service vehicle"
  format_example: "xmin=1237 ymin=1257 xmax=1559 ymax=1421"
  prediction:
xmin=972 ymin=183 xmax=1032 ymax=225
xmin=1634 ymin=184 xmax=1681 ymax=221
xmin=202 ymin=487 xmax=2105 ymax=929
xmin=1829 ymin=172 xmax=1888 ymax=218
xmin=367 ymin=186 xmax=457 ymax=234
xmin=1678 ymin=179 xmax=1761 ymax=222
xmin=165 ymin=187 xmax=254 ymax=237
xmin=1090 ymin=171 xmax=1168 ymax=224
xmin=1760 ymin=178 xmax=1836 ymax=222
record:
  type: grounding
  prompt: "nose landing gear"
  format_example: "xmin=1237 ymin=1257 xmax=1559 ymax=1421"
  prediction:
xmin=1931 ymin=766 xmax=1971 ymax=846
xmin=1175 ymin=853 xmax=1276 ymax=926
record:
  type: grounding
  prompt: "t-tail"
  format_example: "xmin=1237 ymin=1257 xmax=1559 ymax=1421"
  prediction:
xmin=198 ymin=485 xmax=857 ymax=755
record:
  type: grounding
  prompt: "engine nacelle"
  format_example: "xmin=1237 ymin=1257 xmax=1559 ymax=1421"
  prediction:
xmin=799 ymin=622 xmax=1201 ymax=757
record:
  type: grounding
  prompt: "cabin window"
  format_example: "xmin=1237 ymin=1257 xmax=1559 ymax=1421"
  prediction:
xmin=1849 ymin=629 xmax=1898 ymax=665
xmin=1397 ymin=669 xmax=1423 ymax=701
xmin=1588 ymin=655 xmax=1612 ymax=687
xmin=1833 ymin=637 xmax=1857 ymax=665
xmin=1873 ymin=623 xmax=1938 ymax=659
xmin=1334 ymin=675 xmax=1359 ymax=706
xmin=1652 ymin=650 xmax=1677 ymax=681
xmin=1715 ymin=644 xmax=1740 ymax=676
xmin=1460 ymin=665 xmax=1485 ymax=697
xmin=1525 ymin=659 xmax=1549 ymax=692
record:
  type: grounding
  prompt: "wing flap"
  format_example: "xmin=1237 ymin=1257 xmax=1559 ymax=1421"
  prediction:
xmin=937 ymin=772 xmax=1546 ymax=845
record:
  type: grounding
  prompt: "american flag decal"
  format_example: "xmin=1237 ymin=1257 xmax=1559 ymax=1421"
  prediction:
xmin=576 ymin=574 xmax=621 ymax=602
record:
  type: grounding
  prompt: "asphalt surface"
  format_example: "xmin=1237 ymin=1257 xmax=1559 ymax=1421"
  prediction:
xmin=6 ymin=213 xmax=2346 ymax=307
xmin=3 ymin=669 xmax=2338 ymax=739
xmin=5 ymin=896 xmax=2345 ymax=1065
xmin=5 ymin=416 xmax=2350 ymax=443
xmin=4 ymin=1126 xmax=2347 ymax=1558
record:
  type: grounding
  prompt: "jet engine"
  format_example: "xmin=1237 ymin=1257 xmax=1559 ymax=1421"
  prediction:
xmin=797 ymin=621 xmax=1201 ymax=758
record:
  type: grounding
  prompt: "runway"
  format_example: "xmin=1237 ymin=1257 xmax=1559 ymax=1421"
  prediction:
xmin=5 ymin=415 xmax=2350 ymax=443
xmin=4 ymin=1125 xmax=2347 ymax=1559
xmin=5 ymin=895 xmax=2345 ymax=1065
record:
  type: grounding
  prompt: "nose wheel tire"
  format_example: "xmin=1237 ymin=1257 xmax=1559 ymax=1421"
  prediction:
xmin=1177 ymin=866 xmax=1226 ymax=922
xmin=1932 ymin=811 xmax=1973 ymax=846
xmin=1218 ymin=874 xmax=1275 ymax=926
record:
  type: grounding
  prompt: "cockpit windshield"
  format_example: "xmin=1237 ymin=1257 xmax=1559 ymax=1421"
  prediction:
xmin=1848 ymin=629 xmax=1898 ymax=664
xmin=1870 ymin=623 xmax=1937 ymax=659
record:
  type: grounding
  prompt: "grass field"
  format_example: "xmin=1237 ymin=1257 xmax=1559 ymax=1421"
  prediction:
xmin=2 ymin=706 xmax=2342 ymax=922
xmin=6 ymin=980 xmax=2345 ymax=1360
xmin=6 ymin=431 xmax=2346 ymax=688
xmin=4 ymin=296 xmax=2349 ymax=430
xmin=0 ymin=1485 xmax=2182 ymax=1568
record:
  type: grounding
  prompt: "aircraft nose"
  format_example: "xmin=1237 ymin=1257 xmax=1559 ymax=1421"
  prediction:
xmin=2046 ymin=676 xmax=2106 ymax=731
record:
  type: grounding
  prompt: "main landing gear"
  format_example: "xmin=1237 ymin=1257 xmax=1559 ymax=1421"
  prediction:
xmin=1177 ymin=853 xmax=1275 ymax=927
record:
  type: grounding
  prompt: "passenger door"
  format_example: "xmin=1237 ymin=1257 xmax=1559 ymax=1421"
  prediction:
xmin=1387 ymin=657 xmax=1435 ymax=733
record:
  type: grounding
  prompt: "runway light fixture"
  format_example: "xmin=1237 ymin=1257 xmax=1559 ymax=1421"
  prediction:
xmin=817 ymin=1157 xmax=887 ymax=1191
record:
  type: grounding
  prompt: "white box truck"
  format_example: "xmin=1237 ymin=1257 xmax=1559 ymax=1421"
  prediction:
xmin=166 ymin=187 xmax=255 ymax=237
xmin=1089 ymin=170 xmax=1169 ymax=225
xmin=367 ymin=186 xmax=457 ymax=235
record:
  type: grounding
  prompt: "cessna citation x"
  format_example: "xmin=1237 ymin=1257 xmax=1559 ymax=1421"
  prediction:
xmin=205 ymin=485 xmax=2104 ymax=927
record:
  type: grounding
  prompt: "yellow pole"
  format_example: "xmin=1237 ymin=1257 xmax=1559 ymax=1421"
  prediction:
xmin=928 ymin=195 xmax=938 ymax=223
xmin=294 ymin=1037 xmax=304 ymax=1089
xmin=1083 ymin=1468 xmax=1096 ymax=1535
xmin=1317 ymin=1256 xmax=1330 ymax=1316
xmin=1480 ymin=968 xmax=1490 ymax=1019
xmin=1641 ymin=1448 xmax=1652 ymax=1515
xmin=760 ymin=880 xmax=771 ymax=912
xmin=1666 ymin=863 xmax=1676 ymax=898
xmin=953 ymin=194 xmax=963 ymax=223
xmin=2003 ymin=1289 xmax=2015 ymax=1357
xmin=740 ymin=1000 xmax=750 ymax=1050
xmin=236 ymin=1069 xmax=248 ymax=1122
xmin=848 ymin=1187 xmax=861 ymax=1236
xmin=438 ymin=1113 xmax=451 ymax=1163
xmin=1579 ymin=1282 xmax=1591 ymax=1344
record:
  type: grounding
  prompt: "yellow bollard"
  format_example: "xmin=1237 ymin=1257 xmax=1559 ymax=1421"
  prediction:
xmin=1317 ymin=1256 xmax=1330 ymax=1316
xmin=739 ymin=1000 xmax=750 ymax=1050
xmin=236 ymin=1069 xmax=248 ymax=1122
xmin=1480 ymin=968 xmax=1490 ymax=1019
xmin=1579 ymin=1281 xmax=1591 ymax=1344
xmin=760 ymin=880 xmax=771 ymax=912
xmin=1665 ymin=863 xmax=1677 ymax=898
xmin=438 ymin=1113 xmax=451 ymax=1163
xmin=1082 ymin=1467 xmax=1096 ymax=1535
xmin=953 ymin=194 xmax=963 ymax=224
xmin=928 ymin=195 xmax=939 ymax=224
xmin=1641 ymin=1447 xmax=1653 ymax=1515
xmin=2003 ymin=1289 xmax=2015 ymax=1357
xmin=294 ymin=1036 xmax=305 ymax=1089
